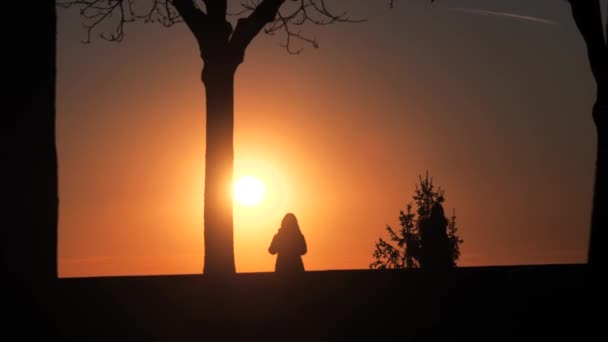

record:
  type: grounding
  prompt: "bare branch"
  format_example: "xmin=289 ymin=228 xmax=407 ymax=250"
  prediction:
xmin=172 ymin=0 xmax=208 ymax=40
xmin=203 ymin=0 xmax=227 ymax=19
xmin=57 ymin=0 xmax=185 ymax=43
xmin=58 ymin=0 xmax=124 ymax=43
xmin=258 ymin=0 xmax=364 ymax=54
xmin=230 ymin=0 xmax=286 ymax=53
xmin=59 ymin=0 xmax=365 ymax=55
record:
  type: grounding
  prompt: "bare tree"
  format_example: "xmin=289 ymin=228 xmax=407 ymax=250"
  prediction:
xmin=57 ymin=0 xmax=361 ymax=275
xmin=568 ymin=0 xmax=607 ymax=268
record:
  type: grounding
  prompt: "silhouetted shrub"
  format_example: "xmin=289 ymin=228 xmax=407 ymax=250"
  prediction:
xmin=370 ymin=172 xmax=463 ymax=269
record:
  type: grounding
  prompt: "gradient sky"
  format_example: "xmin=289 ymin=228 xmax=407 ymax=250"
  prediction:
xmin=57 ymin=0 xmax=606 ymax=277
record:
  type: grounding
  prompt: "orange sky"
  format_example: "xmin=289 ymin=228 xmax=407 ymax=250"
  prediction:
xmin=57 ymin=0 xmax=601 ymax=277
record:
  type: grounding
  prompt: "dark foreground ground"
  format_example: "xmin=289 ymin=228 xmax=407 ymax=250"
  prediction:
xmin=6 ymin=264 xmax=603 ymax=340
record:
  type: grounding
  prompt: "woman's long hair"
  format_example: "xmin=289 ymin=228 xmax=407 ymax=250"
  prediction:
xmin=280 ymin=213 xmax=302 ymax=235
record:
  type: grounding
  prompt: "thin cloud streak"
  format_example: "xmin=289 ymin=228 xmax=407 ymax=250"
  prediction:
xmin=448 ymin=7 xmax=558 ymax=26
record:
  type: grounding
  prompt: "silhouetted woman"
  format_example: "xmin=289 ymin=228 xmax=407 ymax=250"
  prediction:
xmin=418 ymin=202 xmax=453 ymax=269
xmin=268 ymin=213 xmax=307 ymax=273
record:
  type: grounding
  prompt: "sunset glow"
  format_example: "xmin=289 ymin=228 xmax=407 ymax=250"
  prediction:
xmin=57 ymin=1 xmax=596 ymax=277
xmin=234 ymin=176 xmax=265 ymax=206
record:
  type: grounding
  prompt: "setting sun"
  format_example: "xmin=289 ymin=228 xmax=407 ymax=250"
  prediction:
xmin=234 ymin=176 xmax=266 ymax=206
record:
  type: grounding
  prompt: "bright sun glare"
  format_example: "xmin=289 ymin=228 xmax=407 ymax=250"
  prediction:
xmin=234 ymin=176 xmax=266 ymax=206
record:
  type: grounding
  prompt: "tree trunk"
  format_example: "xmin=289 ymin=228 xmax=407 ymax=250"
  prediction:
xmin=589 ymin=88 xmax=606 ymax=266
xmin=201 ymin=63 xmax=237 ymax=274
xmin=568 ymin=0 xmax=606 ymax=269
